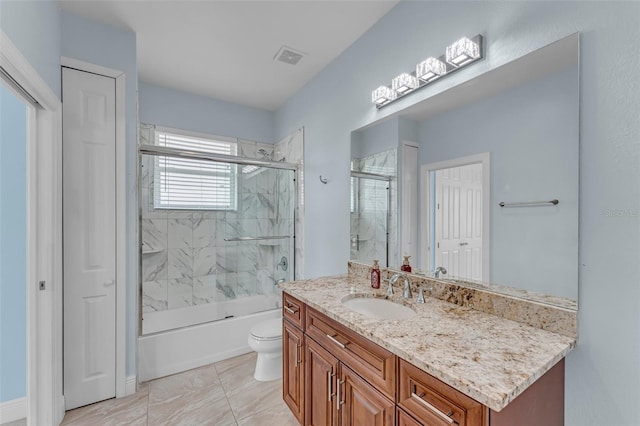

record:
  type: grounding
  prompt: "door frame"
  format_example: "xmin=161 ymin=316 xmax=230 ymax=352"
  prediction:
xmin=419 ymin=152 xmax=490 ymax=281
xmin=1 ymin=31 xmax=64 ymax=424
xmin=61 ymin=57 xmax=129 ymax=399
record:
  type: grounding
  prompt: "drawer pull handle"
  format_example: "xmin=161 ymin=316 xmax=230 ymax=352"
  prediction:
xmin=284 ymin=305 xmax=298 ymax=315
xmin=294 ymin=344 xmax=300 ymax=366
xmin=411 ymin=392 xmax=456 ymax=424
xmin=337 ymin=379 xmax=345 ymax=411
xmin=326 ymin=334 xmax=348 ymax=349
xmin=328 ymin=371 xmax=335 ymax=401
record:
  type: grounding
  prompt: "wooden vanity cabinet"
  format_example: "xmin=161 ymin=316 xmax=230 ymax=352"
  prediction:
xmin=306 ymin=307 xmax=396 ymax=399
xmin=305 ymin=336 xmax=395 ymax=426
xmin=283 ymin=293 xmax=307 ymax=424
xmin=398 ymin=359 xmax=488 ymax=426
xmin=305 ymin=337 xmax=339 ymax=426
xmin=397 ymin=408 xmax=423 ymax=426
xmin=340 ymin=364 xmax=395 ymax=426
xmin=282 ymin=294 xmax=564 ymax=426
xmin=283 ymin=319 xmax=305 ymax=424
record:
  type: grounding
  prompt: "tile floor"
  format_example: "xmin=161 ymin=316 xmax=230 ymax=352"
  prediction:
xmin=59 ymin=352 xmax=298 ymax=426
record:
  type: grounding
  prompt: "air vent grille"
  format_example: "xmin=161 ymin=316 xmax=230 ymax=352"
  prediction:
xmin=274 ymin=46 xmax=305 ymax=66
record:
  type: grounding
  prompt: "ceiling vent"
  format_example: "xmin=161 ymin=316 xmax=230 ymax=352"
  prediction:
xmin=273 ymin=45 xmax=306 ymax=66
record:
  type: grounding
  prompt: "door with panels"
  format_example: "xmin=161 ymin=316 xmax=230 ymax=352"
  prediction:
xmin=435 ymin=163 xmax=483 ymax=281
xmin=62 ymin=67 xmax=117 ymax=409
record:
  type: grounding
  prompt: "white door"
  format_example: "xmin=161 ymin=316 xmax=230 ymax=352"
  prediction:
xmin=435 ymin=163 xmax=482 ymax=281
xmin=63 ymin=67 xmax=116 ymax=409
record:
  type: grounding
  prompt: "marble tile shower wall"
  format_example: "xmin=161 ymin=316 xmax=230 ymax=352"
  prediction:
xmin=275 ymin=128 xmax=304 ymax=280
xmin=350 ymin=148 xmax=397 ymax=267
xmin=139 ymin=124 xmax=301 ymax=315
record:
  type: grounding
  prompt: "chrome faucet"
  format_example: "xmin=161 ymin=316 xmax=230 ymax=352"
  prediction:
xmin=274 ymin=278 xmax=286 ymax=286
xmin=434 ymin=266 xmax=447 ymax=278
xmin=387 ymin=273 xmax=401 ymax=295
xmin=389 ymin=273 xmax=412 ymax=299
xmin=402 ymin=276 xmax=412 ymax=299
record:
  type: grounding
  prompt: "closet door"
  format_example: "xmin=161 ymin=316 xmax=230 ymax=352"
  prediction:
xmin=62 ymin=67 xmax=116 ymax=409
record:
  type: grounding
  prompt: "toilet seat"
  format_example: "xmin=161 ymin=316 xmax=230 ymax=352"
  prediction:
xmin=249 ymin=318 xmax=282 ymax=341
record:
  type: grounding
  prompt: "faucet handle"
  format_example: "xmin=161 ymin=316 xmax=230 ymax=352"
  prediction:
xmin=416 ymin=288 xmax=425 ymax=303
xmin=386 ymin=279 xmax=394 ymax=296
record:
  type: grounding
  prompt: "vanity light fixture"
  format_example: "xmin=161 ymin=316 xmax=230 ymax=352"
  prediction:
xmin=391 ymin=72 xmax=419 ymax=94
xmin=371 ymin=35 xmax=483 ymax=109
xmin=371 ymin=85 xmax=397 ymax=106
xmin=446 ymin=37 xmax=481 ymax=66
xmin=416 ymin=57 xmax=447 ymax=82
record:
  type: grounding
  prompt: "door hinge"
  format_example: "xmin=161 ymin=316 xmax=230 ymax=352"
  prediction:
xmin=437 ymin=242 xmax=440 ymax=249
xmin=39 ymin=280 xmax=46 ymax=290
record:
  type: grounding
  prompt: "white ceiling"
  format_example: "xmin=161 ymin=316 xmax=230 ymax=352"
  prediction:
xmin=57 ymin=1 xmax=398 ymax=111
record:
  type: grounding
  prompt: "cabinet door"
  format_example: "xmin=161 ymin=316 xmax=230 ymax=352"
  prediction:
xmin=339 ymin=365 xmax=395 ymax=426
xmin=305 ymin=337 xmax=339 ymax=426
xmin=283 ymin=320 xmax=305 ymax=424
xmin=397 ymin=407 xmax=423 ymax=426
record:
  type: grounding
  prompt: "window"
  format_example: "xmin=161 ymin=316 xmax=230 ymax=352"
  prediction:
xmin=153 ymin=128 xmax=238 ymax=210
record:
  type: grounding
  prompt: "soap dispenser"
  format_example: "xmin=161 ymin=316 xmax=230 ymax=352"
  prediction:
xmin=401 ymin=255 xmax=412 ymax=273
xmin=371 ymin=260 xmax=381 ymax=289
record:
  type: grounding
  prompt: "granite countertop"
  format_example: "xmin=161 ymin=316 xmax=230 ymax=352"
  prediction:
xmin=280 ymin=274 xmax=576 ymax=412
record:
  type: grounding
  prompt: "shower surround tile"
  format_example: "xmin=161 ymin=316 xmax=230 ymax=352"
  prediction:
xmin=168 ymin=278 xmax=193 ymax=309
xmin=168 ymin=248 xmax=192 ymax=279
xmin=139 ymin=124 xmax=304 ymax=333
xmin=142 ymin=280 xmax=168 ymax=313
xmin=193 ymin=275 xmax=222 ymax=305
xmin=193 ymin=246 xmax=216 ymax=277
xmin=192 ymin=218 xmax=216 ymax=248
xmin=168 ymin=219 xmax=193 ymax=249
xmin=141 ymin=219 xmax=167 ymax=250
xmin=142 ymin=250 xmax=168 ymax=282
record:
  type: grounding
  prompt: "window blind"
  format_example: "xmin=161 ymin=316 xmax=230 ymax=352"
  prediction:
xmin=154 ymin=130 xmax=238 ymax=210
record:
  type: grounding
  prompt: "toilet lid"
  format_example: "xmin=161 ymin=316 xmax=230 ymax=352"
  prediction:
xmin=250 ymin=318 xmax=282 ymax=340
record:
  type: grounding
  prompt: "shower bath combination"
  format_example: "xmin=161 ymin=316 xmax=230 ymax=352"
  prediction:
xmin=138 ymin=138 xmax=297 ymax=336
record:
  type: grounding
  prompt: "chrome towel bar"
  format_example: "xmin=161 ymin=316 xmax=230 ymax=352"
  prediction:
xmin=499 ymin=199 xmax=559 ymax=208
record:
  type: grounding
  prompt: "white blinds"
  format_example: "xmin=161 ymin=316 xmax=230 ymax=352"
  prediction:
xmin=154 ymin=130 xmax=238 ymax=210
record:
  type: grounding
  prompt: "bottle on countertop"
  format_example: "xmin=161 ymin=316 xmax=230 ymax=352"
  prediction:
xmin=401 ymin=255 xmax=412 ymax=273
xmin=371 ymin=259 xmax=381 ymax=289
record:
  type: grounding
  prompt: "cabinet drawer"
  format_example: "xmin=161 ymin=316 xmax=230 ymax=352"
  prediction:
xmin=306 ymin=307 xmax=396 ymax=400
xmin=398 ymin=359 xmax=487 ymax=426
xmin=282 ymin=292 xmax=305 ymax=330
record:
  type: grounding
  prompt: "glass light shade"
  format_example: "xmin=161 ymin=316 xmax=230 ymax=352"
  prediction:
xmin=446 ymin=37 xmax=480 ymax=66
xmin=371 ymin=86 xmax=397 ymax=105
xmin=391 ymin=73 xmax=419 ymax=94
xmin=416 ymin=57 xmax=447 ymax=82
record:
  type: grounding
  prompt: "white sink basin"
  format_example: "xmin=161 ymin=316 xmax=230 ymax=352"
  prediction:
xmin=342 ymin=296 xmax=416 ymax=320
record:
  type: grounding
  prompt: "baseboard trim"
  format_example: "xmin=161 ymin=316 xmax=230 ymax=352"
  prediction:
xmin=0 ymin=397 xmax=26 ymax=424
xmin=125 ymin=375 xmax=137 ymax=396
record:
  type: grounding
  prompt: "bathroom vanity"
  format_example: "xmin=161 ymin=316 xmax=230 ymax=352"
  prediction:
xmin=280 ymin=267 xmax=576 ymax=425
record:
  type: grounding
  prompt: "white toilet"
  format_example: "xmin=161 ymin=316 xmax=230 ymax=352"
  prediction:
xmin=248 ymin=317 xmax=283 ymax=381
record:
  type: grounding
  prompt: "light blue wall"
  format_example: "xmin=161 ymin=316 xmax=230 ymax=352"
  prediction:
xmin=0 ymin=85 xmax=28 ymax=402
xmin=351 ymin=117 xmax=398 ymax=158
xmin=60 ymin=10 xmax=138 ymax=377
xmin=275 ymin=2 xmax=640 ymax=425
xmin=139 ymin=82 xmax=274 ymax=143
xmin=418 ymin=66 xmax=579 ymax=299
xmin=0 ymin=0 xmax=61 ymax=97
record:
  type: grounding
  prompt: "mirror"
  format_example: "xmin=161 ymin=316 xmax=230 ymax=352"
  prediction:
xmin=350 ymin=34 xmax=580 ymax=306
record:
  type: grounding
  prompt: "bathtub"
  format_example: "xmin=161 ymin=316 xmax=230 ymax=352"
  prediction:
xmin=138 ymin=293 xmax=281 ymax=382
